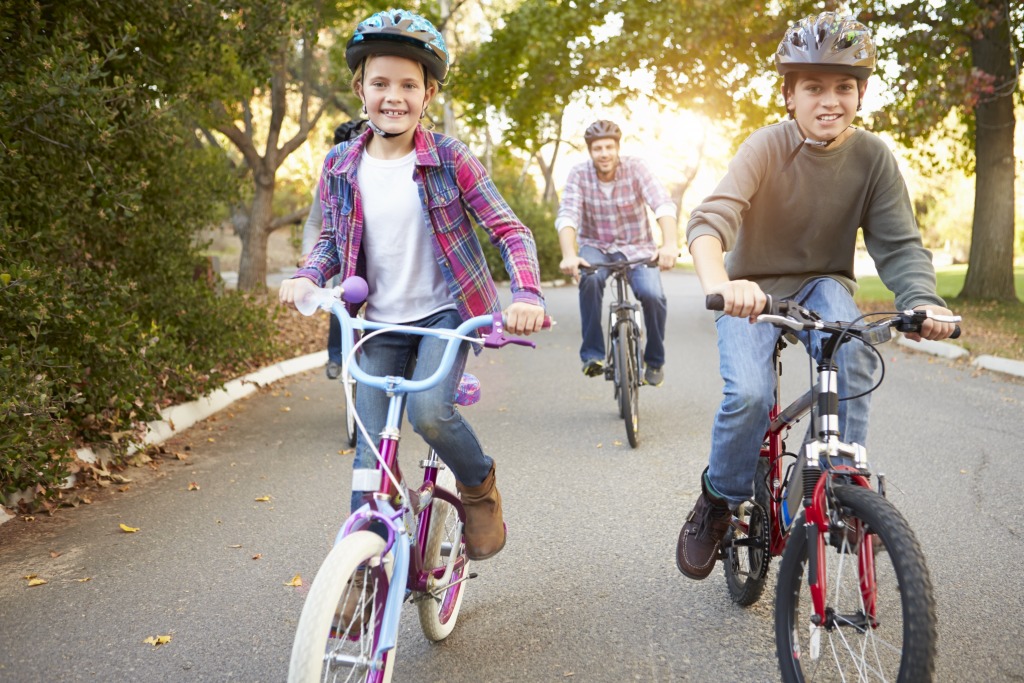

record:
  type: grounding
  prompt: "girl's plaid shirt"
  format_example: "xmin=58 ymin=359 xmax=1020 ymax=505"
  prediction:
xmin=297 ymin=126 xmax=544 ymax=320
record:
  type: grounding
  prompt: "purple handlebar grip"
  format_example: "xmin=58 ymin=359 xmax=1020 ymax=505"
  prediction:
xmin=341 ymin=276 xmax=368 ymax=304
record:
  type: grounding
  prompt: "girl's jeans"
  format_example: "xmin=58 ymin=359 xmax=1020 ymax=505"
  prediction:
xmin=350 ymin=308 xmax=492 ymax=513
xmin=578 ymin=245 xmax=668 ymax=368
xmin=707 ymin=278 xmax=879 ymax=508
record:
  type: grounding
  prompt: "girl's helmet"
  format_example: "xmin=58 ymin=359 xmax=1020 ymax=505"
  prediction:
xmin=346 ymin=9 xmax=449 ymax=84
xmin=583 ymin=120 xmax=622 ymax=146
xmin=775 ymin=12 xmax=876 ymax=80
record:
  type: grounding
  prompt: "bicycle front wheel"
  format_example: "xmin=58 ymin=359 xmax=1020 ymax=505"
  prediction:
xmin=775 ymin=484 xmax=936 ymax=682
xmin=289 ymin=531 xmax=397 ymax=683
xmin=343 ymin=380 xmax=358 ymax=448
xmin=417 ymin=464 xmax=469 ymax=641
xmin=616 ymin=321 xmax=639 ymax=447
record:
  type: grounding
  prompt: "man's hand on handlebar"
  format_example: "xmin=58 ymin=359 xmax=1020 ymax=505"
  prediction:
xmin=707 ymin=280 xmax=768 ymax=322
xmin=907 ymin=304 xmax=958 ymax=342
xmin=504 ymin=302 xmax=547 ymax=336
xmin=559 ymin=255 xmax=590 ymax=283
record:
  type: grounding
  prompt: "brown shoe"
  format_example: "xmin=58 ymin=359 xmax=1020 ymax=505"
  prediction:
xmin=456 ymin=463 xmax=506 ymax=560
xmin=336 ymin=569 xmax=371 ymax=632
xmin=676 ymin=478 xmax=732 ymax=580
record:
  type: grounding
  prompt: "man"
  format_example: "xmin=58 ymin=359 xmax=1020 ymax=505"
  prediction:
xmin=556 ymin=119 xmax=679 ymax=386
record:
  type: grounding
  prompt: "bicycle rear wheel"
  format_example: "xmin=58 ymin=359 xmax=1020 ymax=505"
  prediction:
xmin=616 ymin=321 xmax=639 ymax=447
xmin=417 ymin=464 xmax=469 ymax=641
xmin=723 ymin=457 xmax=771 ymax=606
xmin=288 ymin=531 xmax=396 ymax=683
xmin=775 ymin=484 xmax=936 ymax=682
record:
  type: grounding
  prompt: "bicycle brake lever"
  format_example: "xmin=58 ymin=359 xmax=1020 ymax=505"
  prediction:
xmin=481 ymin=312 xmax=538 ymax=349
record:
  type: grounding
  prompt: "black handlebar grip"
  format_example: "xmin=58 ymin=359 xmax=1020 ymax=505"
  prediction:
xmin=704 ymin=293 xmax=774 ymax=314
xmin=951 ymin=325 xmax=961 ymax=340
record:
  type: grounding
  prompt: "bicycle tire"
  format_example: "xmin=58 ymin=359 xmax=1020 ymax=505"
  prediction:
xmin=417 ymin=465 xmax=468 ymax=641
xmin=288 ymin=531 xmax=397 ymax=683
xmin=617 ymin=321 xmax=639 ymax=447
xmin=723 ymin=457 xmax=771 ymax=606
xmin=775 ymin=484 xmax=936 ymax=682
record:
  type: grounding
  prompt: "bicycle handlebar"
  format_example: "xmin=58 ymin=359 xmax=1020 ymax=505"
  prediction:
xmin=705 ymin=293 xmax=962 ymax=341
xmin=578 ymin=257 xmax=658 ymax=275
xmin=301 ymin=276 xmax=549 ymax=394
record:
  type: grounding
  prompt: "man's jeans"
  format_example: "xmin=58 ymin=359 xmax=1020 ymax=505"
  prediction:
xmin=350 ymin=308 xmax=492 ymax=513
xmin=707 ymin=278 xmax=879 ymax=508
xmin=578 ymin=245 xmax=667 ymax=369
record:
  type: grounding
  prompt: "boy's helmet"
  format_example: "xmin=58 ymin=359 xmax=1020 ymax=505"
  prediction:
xmin=775 ymin=12 xmax=876 ymax=80
xmin=346 ymin=9 xmax=449 ymax=84
xmin=583 ymin=120 xmax=622 ymax=146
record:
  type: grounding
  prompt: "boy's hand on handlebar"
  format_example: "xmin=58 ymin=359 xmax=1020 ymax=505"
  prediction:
xmin=504 ymin=302 xmax=547 ymax=335
xmin=708 ymin=281 xmax=768 ymax=322
xmin=278 ymin=276 xmax=316 ymax=308
xmin=907 ymin=304 xmax=958 ymax=342
xmin=559 ymin=255 xmax=590 ymax=283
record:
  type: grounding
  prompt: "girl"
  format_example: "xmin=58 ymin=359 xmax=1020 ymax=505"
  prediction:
xmin=280 ymin=9 xmax=546 ymax=566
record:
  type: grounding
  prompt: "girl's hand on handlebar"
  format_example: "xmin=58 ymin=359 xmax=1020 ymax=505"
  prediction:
xmin=708 ymin=280 xmax=768 ymax=322
xmin=907 ymin=304 xmax=958 ymax=342
xmin=504 ymin=302 xmax=547 ymax=335
xmin=278 ymin=276 xmax=317 ymax=308
xmin=656 ymin=245 xmax=677 ymax=271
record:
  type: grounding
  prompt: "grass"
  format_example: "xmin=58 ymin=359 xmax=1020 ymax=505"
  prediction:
xmin=855 ymin=264 xmax=1024 ymax=362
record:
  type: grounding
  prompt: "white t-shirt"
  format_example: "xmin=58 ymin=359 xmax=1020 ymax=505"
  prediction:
xmin=359 ymin=149 xmax=453 ymax=323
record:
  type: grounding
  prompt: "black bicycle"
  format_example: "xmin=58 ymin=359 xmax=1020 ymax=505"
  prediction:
xmin=580 ymin=257 xmax=655 ymax=448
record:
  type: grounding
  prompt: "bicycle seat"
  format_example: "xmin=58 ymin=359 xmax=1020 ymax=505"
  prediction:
xmin=455 ymin=373 xmax=480 ymax=406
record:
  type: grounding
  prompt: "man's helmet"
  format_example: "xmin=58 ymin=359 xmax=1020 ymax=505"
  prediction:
xmin=346 ymin=9 xmax=449 ymax=84
xmin=584 ymin=120 xmax=622 ymax=146
xmin=775 ymin=12 xmax=876 ymax=80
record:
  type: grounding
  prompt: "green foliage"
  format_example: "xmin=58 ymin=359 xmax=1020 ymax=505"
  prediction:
xmin=0 ymin=1 xmax=281 ymax=505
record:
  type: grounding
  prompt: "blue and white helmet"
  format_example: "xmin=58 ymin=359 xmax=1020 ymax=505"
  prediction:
xmin=346 ymin=9 xmax=449 ymax=84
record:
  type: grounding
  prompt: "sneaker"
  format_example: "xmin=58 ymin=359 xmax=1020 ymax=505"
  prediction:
xmin=326 ymin=361 xmax=342 ymax=380
xmin=676 ymin=478 xmax=732 ymax=580
xmin=644 ymin=365 xmax=664 ymax=386
xmin=335 ymin=569 xmax=371 ymax=633
xmin=582 ymin=359 xmax=605 ymax=378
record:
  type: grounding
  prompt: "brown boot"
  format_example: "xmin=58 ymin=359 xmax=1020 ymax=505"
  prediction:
xmin=676 ymin=471 xmax=732 ymax=580
xmin=336 ymin=569 xmax=371 ymax=632
xmin=456 ymin=463 xmax=506 ymax=561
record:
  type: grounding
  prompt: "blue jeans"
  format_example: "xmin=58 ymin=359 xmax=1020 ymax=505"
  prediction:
xmin=706 ymin=278 xmax=879 ymax=508
xmin=350 ymin=308 xmax=493 ymax=513
xmin=578 ymin=246 xmax=668 ymax=368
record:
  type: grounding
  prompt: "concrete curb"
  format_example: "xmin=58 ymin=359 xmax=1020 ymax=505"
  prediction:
xmin=896 ymin=335 xmax=1024 ymax=378
xmin=0 ymin=351 xmax=328 ymax=524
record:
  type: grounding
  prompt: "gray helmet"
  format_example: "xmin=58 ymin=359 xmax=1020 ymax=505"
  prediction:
xmin=775 ymin=12 xmax=876 ymax=80
xmin=584 ymin=120 xmax=622 ymax=146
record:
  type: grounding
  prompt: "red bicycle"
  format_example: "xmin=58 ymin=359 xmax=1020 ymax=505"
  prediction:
xmin=708 ymin=294 xmax=960 ymax=682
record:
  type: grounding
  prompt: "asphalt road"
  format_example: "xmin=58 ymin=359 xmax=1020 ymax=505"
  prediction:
xmin=2 ymin=270 xmax=1023 ymax=682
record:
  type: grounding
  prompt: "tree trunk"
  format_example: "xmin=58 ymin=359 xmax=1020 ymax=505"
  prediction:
xmin=961 ymin=0 xmax=1017 ymax=301
xmin=237 ymin=178 xmax=275 ymax=291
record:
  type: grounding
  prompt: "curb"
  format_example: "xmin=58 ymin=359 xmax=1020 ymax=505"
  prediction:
xmin=895 ymin=335 xmax=1024 ymax=379
xmin=0 ymin=351 xmax=328 ymax=525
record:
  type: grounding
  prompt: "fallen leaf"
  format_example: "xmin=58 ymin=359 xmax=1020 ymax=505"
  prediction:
xmin=207 ymin=437 xmax=216 ymax=443
xmin=28 ymin=578 xmax=47 ymax=587
xmin=612 ymin=440 xmax=623 ymax=446
xmin=280 ymin=406 xmax=291 ymax=412
xmin=143 ymin=635 xmax=172 ymax=647
xmin=174 ymin=452 xmax=189 ymax=461
xmin=76 ymin=577 xmax=92 ymax=582
xmin=255 ymin=495 xmax=271 ymax=502
xmin=49 ymin=551 xmax=61 ymax=559
xmin=228 ymin=544 xmax=242 ymax=548
xmin=188 ymin=482 xmax=200 ymax=491
xmin=23 ymin=573 xmax=38 ymax=579
xmin=119 ymin=523 xmax=140 ymax=533
xmin=285 ymin=574 xmax=302 ymax=587
xmin=252 ymin=554 xmax=262 ymax=560
xmin=595 ymin=443 xmax=603 ymax=449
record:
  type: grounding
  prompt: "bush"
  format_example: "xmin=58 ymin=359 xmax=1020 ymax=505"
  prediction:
xmin=0 ymin=3 xmax=281 ymax=507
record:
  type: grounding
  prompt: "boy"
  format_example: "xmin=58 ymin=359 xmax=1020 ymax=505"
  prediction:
xmin=676 ymin=12 xmax=958 ymax=580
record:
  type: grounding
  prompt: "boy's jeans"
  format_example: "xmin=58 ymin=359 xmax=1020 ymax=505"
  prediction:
xmin=578 ymin=245 xmax=668 ymax=369
xmin=707 ymin=278 xmax=879 ymax=508
xmin=350 ymin=308 xmax=492 ymax=513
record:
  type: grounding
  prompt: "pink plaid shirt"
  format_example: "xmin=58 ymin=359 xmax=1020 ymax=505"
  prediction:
xmin=297 ymin=126 xmax=544 ymax=321
xmin=556 ymin=156 xmax=675 ymax=260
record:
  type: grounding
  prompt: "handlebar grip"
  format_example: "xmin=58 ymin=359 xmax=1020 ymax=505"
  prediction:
xmin=704 ymin=293 xmax=774 ymax=314
xmin=950 ymin=325 xmax=961 ymax=340
xmin=340 ymin=276 xmax=368 ymax=304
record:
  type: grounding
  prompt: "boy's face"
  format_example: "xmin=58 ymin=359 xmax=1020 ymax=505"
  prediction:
xmin=784 ymin=72 xmax=866 ymax=143
xmin=357 ymin=55 xmax=436 ymax=137
xmin=588 ymin=138 xmax=620 ymax=181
